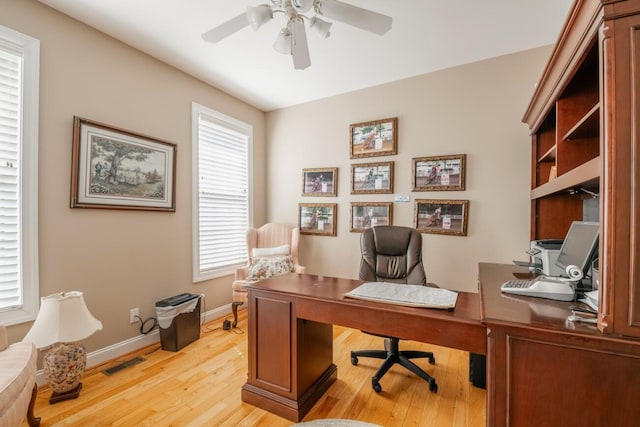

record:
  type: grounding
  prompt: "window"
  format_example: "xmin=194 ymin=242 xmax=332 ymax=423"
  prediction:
xmin=192 ymin=103 xmax=252 ymax=281
xmin=0 ymin=25 xmax=39 ymax=325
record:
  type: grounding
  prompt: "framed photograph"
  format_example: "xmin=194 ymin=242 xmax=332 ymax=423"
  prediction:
xmin=299 ymin=203 xmax=337 ymax=236
xmin=414 ymin=199 xmax=469 ymax=236
xmin=350 ymin=202 xmax=393 ymax=232
xmin=350 ymin=161 xmax=394 ymax=194
xmin=70 ymin=116 xmax=177 ymax=211
xmin=412 ymin=154 xmax=466 ymax=191
xmin=302 ymin=167 xmax=338 ymax=196
xmin=350 ymin=117 xmax=398 ymax=159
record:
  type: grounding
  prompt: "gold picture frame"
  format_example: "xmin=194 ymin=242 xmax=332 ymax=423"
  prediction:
xmin=414 ymin=199 xmax=469 ymax=236
xmin=350 ymin=202 xmax=393 ymax=232
xmin=299 ymin=203 xmax=337 ymax=236
xmin=350 ymin=117 xmax=398 ymax=159
xmin=412 ymin=154 xmax=466 ymax=191
xmin=302 ymin=167 xmax=338 ymax=196
xmin=350 ymin=161 xmax=394 ymax=194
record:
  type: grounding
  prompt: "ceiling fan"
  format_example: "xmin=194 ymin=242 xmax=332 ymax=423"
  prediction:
xmin=201 ymin=0 xmax=393 ymax=70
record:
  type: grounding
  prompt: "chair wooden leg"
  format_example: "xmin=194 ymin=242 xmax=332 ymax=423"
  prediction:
xmin=27 ymin=383 xmax=41 ymax=427
xmin=231 ymin=301 xmax=243 ymax=328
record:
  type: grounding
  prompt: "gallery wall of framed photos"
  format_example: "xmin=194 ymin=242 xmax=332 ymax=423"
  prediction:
xmin=268 ymin=47 xmax=543 ymax=291
xmin=298 ymin=116 xmax=469 ymax=237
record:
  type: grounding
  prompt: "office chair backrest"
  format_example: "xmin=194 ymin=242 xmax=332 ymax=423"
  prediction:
xmin=359 ymin=225 xmax=427 ymax=285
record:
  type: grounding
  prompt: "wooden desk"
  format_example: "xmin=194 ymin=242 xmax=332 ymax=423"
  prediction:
xmin=244 ymin=265 xmax=640 ymax=425
xmin=242 ymin=273 xmax=485 ymax=422
xmin=479 ymin=263 xmax=640 ymax=426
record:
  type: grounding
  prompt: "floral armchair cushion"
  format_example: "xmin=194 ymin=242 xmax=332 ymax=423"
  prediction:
xmin=247 ymin=255 xmax=294 ymax=280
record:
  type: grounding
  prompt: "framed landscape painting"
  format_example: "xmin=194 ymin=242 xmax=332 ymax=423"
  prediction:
xmin=70 ymin=116 xmax=176 ymax=211
xmin=412 ymin=154 xmax=466 ymax=191
xmin=350 ymin=202 xmax=393 ymax=232
xmin=350 ymin=117 xmax=398 ymax=159
xmin=414 ymin=199 xmax=469 ymax=236
xmin=350 ymin=161 xmax=394 ymax=194
xmin=302 ymin=167 xmax=338 ymax=196
xmin=299 ymin=203 xmax=337 ymax=236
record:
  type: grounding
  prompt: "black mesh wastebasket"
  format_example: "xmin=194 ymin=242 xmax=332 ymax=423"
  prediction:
xmin=155 ymin=293 xmax=201 ymax=352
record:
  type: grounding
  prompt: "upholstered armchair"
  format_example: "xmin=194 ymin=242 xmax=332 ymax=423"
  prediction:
xmin=0 ymin=325 xmax=40 ymax=427
xmin=231 ymin=223 xmax=306 ymax=327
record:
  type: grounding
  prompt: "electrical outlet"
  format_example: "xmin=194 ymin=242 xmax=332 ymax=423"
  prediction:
xmin=130 ymin=308 xmax=139 ymax=323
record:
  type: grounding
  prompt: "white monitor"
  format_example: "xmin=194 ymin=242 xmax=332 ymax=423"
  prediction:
xmin=554 ymin=221 xmax=599 ymax=277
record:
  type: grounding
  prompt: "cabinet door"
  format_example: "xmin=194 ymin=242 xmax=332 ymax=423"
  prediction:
xmin=249 ymin=294 xmax=293 ymax=395
xmin=601 ymin=11 xmax=640 ymax=337
xmin=487 ymin=324 xmax=640 ymax=427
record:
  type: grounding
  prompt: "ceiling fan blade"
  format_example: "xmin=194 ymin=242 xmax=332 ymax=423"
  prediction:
xmin=201 ymin=13 xmax=249 ymax=43
xmin=317 ymin=0 xmax=392 ymax=35
xmin=292 ymin=20 xmax=311 ymax=70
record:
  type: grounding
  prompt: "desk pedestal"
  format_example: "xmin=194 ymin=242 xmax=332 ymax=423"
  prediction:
xmin=241 ymin=273 xmax=484 ymax=422
xmin=242 ymin=290 xmax=337 ymax=422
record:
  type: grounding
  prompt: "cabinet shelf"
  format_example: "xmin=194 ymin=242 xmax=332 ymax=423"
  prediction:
xmin=537 ymin=145 xmax=557 ymax=163
xmin=562 ymin=102 xmax=600 ymax=141
xmin=530 ymin=156 xmax=599 ymax=199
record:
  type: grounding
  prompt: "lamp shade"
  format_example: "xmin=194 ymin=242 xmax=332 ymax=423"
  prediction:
xmin=23 ymin=291 xmax=102 ymax=349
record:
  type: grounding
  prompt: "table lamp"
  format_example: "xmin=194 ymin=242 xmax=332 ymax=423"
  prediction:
xmin=23 ymin=291 xmax=102 ymax=403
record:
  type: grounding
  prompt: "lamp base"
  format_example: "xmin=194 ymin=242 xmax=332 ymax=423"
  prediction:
xmin=43 ymin=343 xmax=87 ymax=405
xmin=49 ymin=382 xmax=82 ymax=404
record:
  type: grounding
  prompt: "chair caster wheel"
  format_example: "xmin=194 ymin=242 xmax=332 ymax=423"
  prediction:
xmin=372 ymin=378 xmax=382 ymax=393
xmin=351 ymin=355 xmax=359 ymax=366
xmin=429 ymin=380 xmax=438 ymax=393
xmin=429 ymin=356 xmax=436 ymax=365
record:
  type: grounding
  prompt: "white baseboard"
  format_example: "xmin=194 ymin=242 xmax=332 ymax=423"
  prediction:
xmin=35 ymin=303 xmax=232 ymax=386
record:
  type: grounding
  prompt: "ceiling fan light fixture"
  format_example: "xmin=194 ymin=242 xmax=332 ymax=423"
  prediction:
xmin=309 ymin=16 xmax=332 ymax=38
xmin=273 ymin=28 xmax=292 ymax=54
xmin=202 ymin=0 xmax=393 ymax=70
xmin=246 ymin=4 xmax=273 ymax=30
xmin=291 ymin=0 xmax=314 ymax=13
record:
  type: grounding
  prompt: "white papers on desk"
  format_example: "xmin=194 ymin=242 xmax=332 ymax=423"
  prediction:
xmin=580 ymin=290 xmax=599 ymax=312
xmin=345 ymin=282 xmax=458 ymax=309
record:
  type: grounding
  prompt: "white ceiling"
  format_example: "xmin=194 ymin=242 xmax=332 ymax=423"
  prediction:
xmin=37 ymin=0 xmax=574 ymax=112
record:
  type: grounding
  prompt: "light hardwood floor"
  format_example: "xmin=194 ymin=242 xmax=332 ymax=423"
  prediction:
xmin=24 ymin=309 xmax=486 ymax=426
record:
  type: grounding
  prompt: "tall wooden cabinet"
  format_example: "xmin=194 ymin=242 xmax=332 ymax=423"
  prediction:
xmin=523 ymin=0 xmax=602 ymax=240
xmin=522 ymin=0 xmax=640 ymax=338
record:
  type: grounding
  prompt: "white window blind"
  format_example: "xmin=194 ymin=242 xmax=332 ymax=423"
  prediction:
xmin=192 ymin=103 xmax=251 ymax=281
xmin=0 ymin=25 xmax=39 ymax=325
xmin=0 ymin=48 xmax=21 ymax=309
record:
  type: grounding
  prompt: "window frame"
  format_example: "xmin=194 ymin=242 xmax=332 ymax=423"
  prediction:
xmin=191 ymin=102 xmax=253 ymax=282
xmin=0 ymin=25 xmax=40 ymax=325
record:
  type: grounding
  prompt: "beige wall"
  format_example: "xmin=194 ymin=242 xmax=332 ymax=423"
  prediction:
xmin=1 ymin=0 xmax=266 ymax=348
xmin=3 ymin=0 xmax=552 ymax=351
xmin=266 ymin=46 xmax=552 ymax=292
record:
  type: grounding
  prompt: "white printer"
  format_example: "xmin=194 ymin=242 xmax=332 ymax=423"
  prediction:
xmin=527 ymin=239 xmax=564 ymax=276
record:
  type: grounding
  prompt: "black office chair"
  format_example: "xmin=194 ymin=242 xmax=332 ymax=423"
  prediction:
xmin=351 ymin=225 xmax=438 ymax=393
